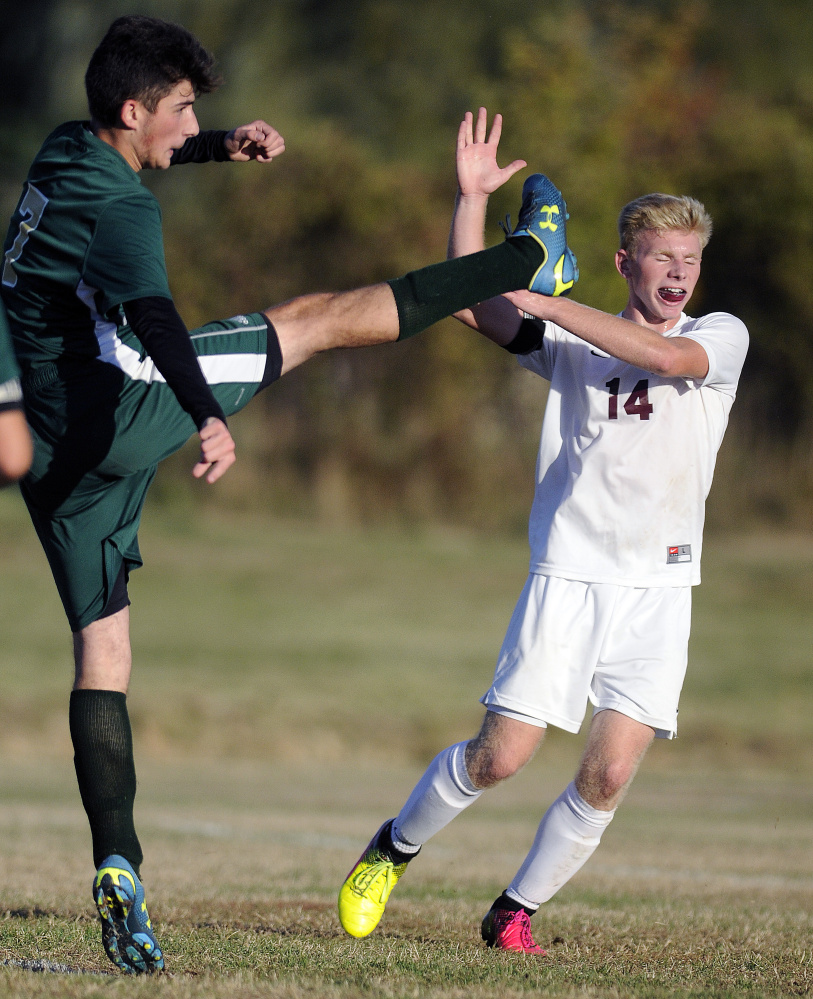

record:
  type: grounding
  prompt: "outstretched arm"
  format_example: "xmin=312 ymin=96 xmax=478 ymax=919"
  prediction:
xmin=171 ymin=121 xmax=285 ymax=165
xmin=448 ymin=108 xmax=527 ymax=345
xmin=505 ymin=291 xmax=709 ymax=379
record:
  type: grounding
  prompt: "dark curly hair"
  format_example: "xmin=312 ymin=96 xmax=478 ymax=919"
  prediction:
xmin=85 ymin=15 xmax=222 ymax=127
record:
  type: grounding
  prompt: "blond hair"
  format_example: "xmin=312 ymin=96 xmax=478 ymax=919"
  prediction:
xmin=618 ymin=194 xmax=712 ymax=258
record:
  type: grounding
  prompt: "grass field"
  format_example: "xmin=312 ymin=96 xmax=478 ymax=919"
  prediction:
xmin=0 ymin=488 xmax=811 ymax=997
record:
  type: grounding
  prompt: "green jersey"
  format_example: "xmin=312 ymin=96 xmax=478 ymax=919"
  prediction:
xmin=1 ymin=121 xmax=171 ymax=377
xmin=3 ymin=121 xmax=276 ymax=630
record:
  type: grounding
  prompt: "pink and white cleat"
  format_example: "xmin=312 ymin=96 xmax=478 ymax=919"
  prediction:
xmin=481 ymin=907 xmax=547 ymax=955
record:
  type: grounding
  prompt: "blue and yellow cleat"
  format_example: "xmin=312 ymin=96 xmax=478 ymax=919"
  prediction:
xmin=338 ymin=820 xmax=412 ymax=938
xmin=507 ymin=173 xmax=579 ymax=297
xmin=93 ymin=854 xmax=164 ymax=974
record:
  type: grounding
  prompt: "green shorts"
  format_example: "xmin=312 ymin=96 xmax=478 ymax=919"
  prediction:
xmin=21 ymin=313 xmax=279 ymax=632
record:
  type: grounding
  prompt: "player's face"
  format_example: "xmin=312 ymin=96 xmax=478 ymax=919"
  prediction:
xmin=136 ymin=81 xmax=200 ymax=170
xmin=616 ymin=229 xmax=702 ymax=330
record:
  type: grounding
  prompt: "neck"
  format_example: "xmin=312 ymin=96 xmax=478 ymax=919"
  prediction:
xmin=622 ymin=304 xmax=681 ymax=334
xmin=90 ymin=121 xmax=142 ymax=172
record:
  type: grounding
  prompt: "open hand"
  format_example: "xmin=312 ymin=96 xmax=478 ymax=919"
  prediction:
xmin=457 ymin=107 xmax=526 ymax=199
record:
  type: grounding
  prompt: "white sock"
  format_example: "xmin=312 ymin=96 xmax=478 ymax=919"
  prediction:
xmin=506 ymin=781 xmax=615 ymax=908
xmin=391 ymin=742 xmax=483 ymax=850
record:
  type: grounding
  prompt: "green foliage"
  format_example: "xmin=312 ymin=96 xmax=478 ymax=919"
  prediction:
xmin=3 ymin=0 xmax=813 ymax=525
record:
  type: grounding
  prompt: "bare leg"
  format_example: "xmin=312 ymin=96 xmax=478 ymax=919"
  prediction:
xmin=266 ymin=223 xmax=547 ymax=375
xmin=393 ymin=711 xmax=545 ymax=848
xmin=69 ymin=607 xmax=142 ymax=870
xmin=575 ymin=708 xmax=655 ymax=810
xmin=266 ymin=284 xmax=398 ymax=376
xmin=73 ymin=607 xmax=132 ymax=691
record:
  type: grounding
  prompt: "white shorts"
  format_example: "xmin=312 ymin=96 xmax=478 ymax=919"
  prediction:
xmin=481 ymin=574 xmax=692 ymax=739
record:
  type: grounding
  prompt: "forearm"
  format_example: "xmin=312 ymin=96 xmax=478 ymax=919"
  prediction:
xmin=448 ymin=191 xmax=489 ymax=259
xmin=125 ymin=297 xmax=228 ymax=428
xmin=511 ymin=294 xmax=708 ymax=378
xmin=170 ymin=131 xmax=230 ymax=165
xmin=447 ymin=192 xmax=522 ymax=344
xmin=0 ymin=408 xmax=32 ymax=485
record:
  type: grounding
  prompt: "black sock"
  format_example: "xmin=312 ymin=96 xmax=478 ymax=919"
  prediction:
xmin=69 ymin=690 xmax=143 ymax=876
xmin=390 ymin=235 xmax=543 ymax=340
xmin=378 ymin=819 xmax=420 ymax=866
xmin=491 ymin=891 xmax=537 ymax=918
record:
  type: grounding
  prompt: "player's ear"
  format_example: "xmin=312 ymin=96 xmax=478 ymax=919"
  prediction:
xmin=118 ymin=99 xmax=142 ymax=130
xmin=615 ymin=249 xmax=631 ymax=279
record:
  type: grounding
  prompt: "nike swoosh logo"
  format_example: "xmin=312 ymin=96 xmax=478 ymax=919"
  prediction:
xmin=591 ymin=349 xmax=609 ymax=357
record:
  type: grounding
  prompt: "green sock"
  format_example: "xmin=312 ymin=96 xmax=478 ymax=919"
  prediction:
xmin=390 ymin=235 xmax=543 ymax=340
xmin=69 ymin=689 xmax=143 ymax=875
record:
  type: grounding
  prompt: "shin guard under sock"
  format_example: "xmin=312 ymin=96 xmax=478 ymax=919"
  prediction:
xmin=507 ymin=781 xmax=615 ymax=908
xmin=69 ymin=689 xmax=143 ymax=875
xmin=392 ymin=742 xmax=483 ymax=848
xmin=390 ymin=236 xmax=544 ymax=340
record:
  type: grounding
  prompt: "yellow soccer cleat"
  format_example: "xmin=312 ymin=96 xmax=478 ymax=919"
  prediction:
xmin=338 ymin=820 xmax=411 ymax=938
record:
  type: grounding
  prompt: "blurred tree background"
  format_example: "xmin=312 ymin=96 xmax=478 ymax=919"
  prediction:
xmin=3 ymin=0 xmax=813 ymax=532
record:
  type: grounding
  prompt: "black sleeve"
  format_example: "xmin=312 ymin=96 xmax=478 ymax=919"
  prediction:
xmin=124 ymin=296 xmax=228 ymax=430
xmin=170 ymin=130 xmax=231 ymax=165
xmin=503 ymin=317 xmax=547 ymax=355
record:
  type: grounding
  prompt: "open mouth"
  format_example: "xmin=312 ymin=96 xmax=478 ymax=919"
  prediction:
xmin=658 ymin=286 xmax=685 ymax=305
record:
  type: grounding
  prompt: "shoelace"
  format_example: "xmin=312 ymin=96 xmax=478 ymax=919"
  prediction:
xmin=516 ymin=913 xmax=537 ymax=949
xmin=496 ymin=910 xmax=534 ymax=947
xmin=350 ymin=856 xmax=395 ymax=898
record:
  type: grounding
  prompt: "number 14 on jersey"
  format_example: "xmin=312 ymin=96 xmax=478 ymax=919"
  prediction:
xmin=606 ymin=377 xmax=653 ymax=421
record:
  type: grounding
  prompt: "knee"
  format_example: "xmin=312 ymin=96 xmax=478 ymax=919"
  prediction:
xmin=575 ymin=758 xmax=635 ymax=809
xmin=464 ymin=740 xmax=528 ymax=789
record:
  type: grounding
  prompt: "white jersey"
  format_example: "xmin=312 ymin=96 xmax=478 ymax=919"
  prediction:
xmin=518 ymin=312 xmax=748 ymax=587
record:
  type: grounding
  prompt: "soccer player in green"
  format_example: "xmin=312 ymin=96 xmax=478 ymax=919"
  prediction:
xmin=0 ymin=300 xmax=32 ymax=485
xmin=2 ymin=15 xmax=576 ymax=973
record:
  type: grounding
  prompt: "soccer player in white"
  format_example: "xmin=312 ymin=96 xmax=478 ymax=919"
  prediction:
xmin=338 ymin=108 xmax=749 ymax=954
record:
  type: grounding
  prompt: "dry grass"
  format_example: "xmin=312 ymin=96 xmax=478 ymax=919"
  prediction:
xmin=0 ymin=757 xmax=811 ymax=997
xmin=0 ymin=491 xmax=811 ymax=995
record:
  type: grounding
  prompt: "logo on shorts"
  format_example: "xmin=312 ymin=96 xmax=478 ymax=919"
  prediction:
xmin=231 ymin=314 xmax=250 ymax=325
xmin=667 ymin=545 xmax=692 ymax=564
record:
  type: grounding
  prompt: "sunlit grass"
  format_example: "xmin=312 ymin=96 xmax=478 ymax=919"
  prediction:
xmin=1 ymin=489 xmax=812 ymax=768
xmin=0 ymin=758 xmax=810 ymax=997
xmin=0 ymin=489 xmax=811 ymax=996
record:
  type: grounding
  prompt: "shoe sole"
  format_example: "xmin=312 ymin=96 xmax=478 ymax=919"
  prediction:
xmin=94 ymin=875 xmax=164 ymax=974
xmin=512 ymin=174 xmax=578 ymax=296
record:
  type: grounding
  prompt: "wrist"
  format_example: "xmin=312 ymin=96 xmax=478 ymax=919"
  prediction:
xmin=456 ymin=189 xmax=489 ymax=204
xmin=537 ymin=294 xmax=572 ymax=323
